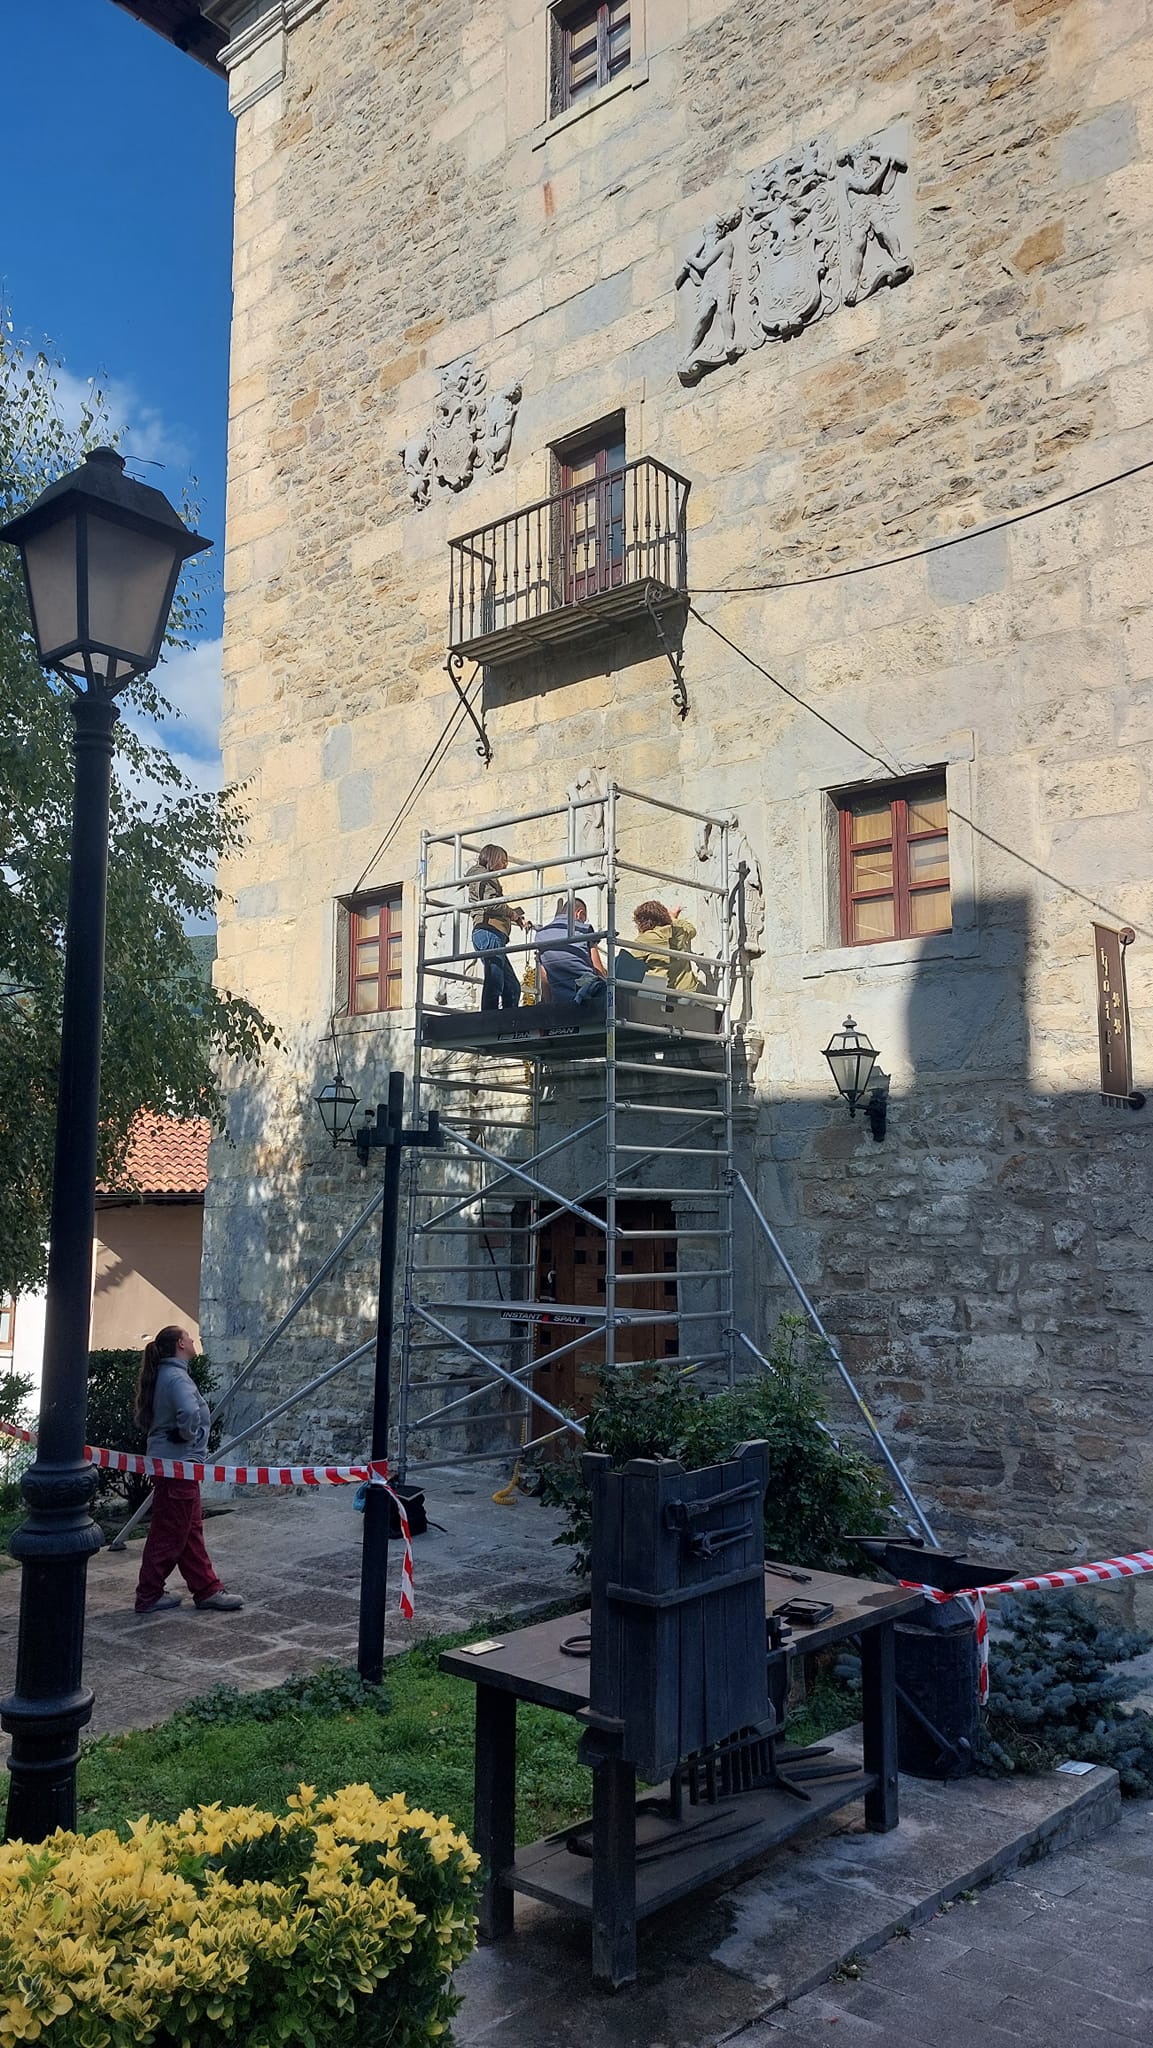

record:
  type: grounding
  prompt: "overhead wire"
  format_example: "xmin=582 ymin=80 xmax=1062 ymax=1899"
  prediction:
xmin=687 ymin=611 xmax=1153 ymax=942
xmin=351 ymin=677 xmax=478 ymax=895
xmin=688 ymin=453 xmax=1153 ymax=595
xmin=688 ymin=603 xmax=904 ymax=776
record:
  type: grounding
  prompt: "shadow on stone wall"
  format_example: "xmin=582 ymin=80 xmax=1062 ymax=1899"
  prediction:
xmin=779 ymin=891 xmax=1153 ymax=1573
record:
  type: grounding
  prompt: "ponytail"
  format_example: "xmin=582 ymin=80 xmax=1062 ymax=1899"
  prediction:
xmin=134 ymin=1324 xmax=184 ymax=1433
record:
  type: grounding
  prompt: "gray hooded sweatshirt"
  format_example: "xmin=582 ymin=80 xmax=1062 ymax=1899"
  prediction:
xmin=146 ymin=1359 xmax=211 ymax=1462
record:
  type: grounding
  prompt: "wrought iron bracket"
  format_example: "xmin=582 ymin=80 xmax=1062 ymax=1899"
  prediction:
xmin=445 ymin=650 xmax=491 ymax=764
xmin=643 ymin=586 xmax=689 ymax=720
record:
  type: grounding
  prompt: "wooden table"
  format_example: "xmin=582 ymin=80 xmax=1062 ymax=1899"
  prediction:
xmin=440 ymin=1564 xmax=923 ymax=1986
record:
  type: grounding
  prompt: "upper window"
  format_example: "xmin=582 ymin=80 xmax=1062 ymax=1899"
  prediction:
xmin=0 ymin=1297 xmax=13 ymax=1353
xmin=348 ymin=889 xmax=403 ymax=1014
xmin=552 ymin=1 xmax=630 ymax=114
xmin=837 ymin=777 xmax=951 ymax=945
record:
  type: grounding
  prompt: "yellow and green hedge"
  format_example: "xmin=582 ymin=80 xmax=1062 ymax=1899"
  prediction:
xmin=0 ymin=1784 xmax=479 ymax=2048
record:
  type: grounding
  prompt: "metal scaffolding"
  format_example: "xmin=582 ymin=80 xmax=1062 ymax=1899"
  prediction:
xmin=188 ymin=778 xmax=935 ymax=1548
xmin=395 ymin=784 xmax=744 ymax=1478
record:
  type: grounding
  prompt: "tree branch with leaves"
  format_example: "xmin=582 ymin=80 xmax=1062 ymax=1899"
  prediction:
xmin=0 ymin=327 xmax=278 ymax=1297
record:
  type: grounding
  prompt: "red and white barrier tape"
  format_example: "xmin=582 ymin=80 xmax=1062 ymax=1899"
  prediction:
xmin=0 ymin=1419 xmax=415 ymax=1619
xmin=901 ymin=1549 xmax=1153 ymax=1705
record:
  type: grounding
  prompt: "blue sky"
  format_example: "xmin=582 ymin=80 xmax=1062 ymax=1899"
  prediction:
xmin=4 ymin=0 xmax=235 ymax=787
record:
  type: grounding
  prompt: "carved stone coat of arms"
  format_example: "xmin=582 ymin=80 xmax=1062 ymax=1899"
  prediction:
xmin=676 ymin=123 xmax=913 ymax=386
xmin=400 ymin=357 xmax=523 ymax=508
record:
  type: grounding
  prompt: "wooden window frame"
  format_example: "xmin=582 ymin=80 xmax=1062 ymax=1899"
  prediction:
xmin=552 ymin=418 xmax=627 ymax=605
xmin=551 ymin=0 xmax=631 ymax=115
xmin=347 ymin=888 xmax=404 ymax=1016
xmin=837 ymin=777 xmax=951 ymax=946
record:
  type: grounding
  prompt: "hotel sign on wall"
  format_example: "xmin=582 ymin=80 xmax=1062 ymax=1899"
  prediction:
xmin=1092 ymin=923 xmax=1144 ymax=1109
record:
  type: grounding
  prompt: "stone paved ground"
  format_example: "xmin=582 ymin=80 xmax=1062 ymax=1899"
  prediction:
xmin=0 ymin=1467 xmax=575 ymax=1743
xmin=729 ymin=1801 xmax=1153 ymax=2048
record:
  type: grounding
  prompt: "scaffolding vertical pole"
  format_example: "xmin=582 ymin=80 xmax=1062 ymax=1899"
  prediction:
xmin=721 ymin=815 xmax=737 ymax=1386
xmin=604 ymin=781 xmax=619 ymax=1374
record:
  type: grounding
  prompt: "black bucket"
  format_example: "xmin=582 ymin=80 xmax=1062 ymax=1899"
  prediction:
xmin=894 ymin=1602 xmax=979 ymax=1778
xmin=846 ymin=1536 xmax=1013 ymax=1780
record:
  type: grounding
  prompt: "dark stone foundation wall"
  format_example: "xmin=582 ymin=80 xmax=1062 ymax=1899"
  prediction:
xmin=756 ymin=1083 xmax=1152 ymax=1570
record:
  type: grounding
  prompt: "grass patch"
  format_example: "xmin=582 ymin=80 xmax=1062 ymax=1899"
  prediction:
xmin=1 ymin=1631 xmax=859 ymax=1844
xmin=67 ymin=1636 xmax=589 ymax=1846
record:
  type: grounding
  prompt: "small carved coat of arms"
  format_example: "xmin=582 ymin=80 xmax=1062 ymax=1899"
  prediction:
xmin=400 ymin=357 xmax=523 ymax=508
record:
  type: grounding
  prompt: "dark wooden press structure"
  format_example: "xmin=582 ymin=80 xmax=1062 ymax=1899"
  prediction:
xmin=441 ymin=1444 xmax=921 ymax=1985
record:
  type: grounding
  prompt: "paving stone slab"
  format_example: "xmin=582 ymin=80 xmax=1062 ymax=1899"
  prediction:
xmin=449 ymin=1729 xmax=1119 ymax=2047
xmin=0 ymin=1467 xmax=576 ymax=1748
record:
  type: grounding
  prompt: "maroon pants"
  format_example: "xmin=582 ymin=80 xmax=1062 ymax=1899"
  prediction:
xmin=135 ymin=1479 xmax=223 ymax=1610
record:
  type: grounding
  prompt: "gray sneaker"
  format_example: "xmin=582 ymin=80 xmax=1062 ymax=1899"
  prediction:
xmin=135 ymin=1593 xmax=182 ymax=1614
xmin=195 ymin=1591 xmax=244 ymax=1612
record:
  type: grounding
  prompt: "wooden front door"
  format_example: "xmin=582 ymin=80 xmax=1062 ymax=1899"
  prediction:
xmin=558 ymin=428 xmax=626 ymax=604
xmin=534 ymin=1199 xmax=678 ymax=1419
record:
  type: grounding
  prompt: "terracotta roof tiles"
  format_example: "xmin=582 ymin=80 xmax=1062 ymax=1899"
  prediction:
xmin=103 ymin=1114 xmax=210 ymax=1198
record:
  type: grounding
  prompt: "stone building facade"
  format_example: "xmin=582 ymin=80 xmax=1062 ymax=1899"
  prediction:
xmin=133 ymin=0 xmax=1152 ymax=1564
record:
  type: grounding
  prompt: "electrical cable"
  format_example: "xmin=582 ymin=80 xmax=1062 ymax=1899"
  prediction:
xmin=688 ymin=453 xmax=1153 ymax=595
xmin=351 ymin=682 xmax=476 ymax=895
xmin=687 ymin=603 xmax=903 ymax=775
xmin=689 ymin=605 xmax=1153 ymax=942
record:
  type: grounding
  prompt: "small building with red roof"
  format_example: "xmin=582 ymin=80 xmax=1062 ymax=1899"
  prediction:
xmin=91 ymin=1114 xmax=211 ymax=1352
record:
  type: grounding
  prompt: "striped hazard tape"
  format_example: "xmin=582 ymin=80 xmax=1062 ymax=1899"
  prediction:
xmin=0 ymin=1418 xmax=416 ymax=1619
xmin=901 ymin=1549 xmax=1153 ymax=1704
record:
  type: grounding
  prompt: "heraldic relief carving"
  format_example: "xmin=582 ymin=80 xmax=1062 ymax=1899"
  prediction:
xmin=400 ymin=356 xmax=523 ymax=508
xmin=675 ymin=124 xmax=913 ymax=386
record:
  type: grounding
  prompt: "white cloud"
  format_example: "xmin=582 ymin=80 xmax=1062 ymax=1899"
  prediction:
xmin=121 ymin=636 xmax=224 ymax=797
xmin=49 ymin=366 xmax=192 ymax=476
xmin=151 ymin=636 xmax=224 ymax=763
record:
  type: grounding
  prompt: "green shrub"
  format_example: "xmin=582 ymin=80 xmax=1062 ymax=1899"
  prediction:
xmin=86 ymin=1348 xmax=215 ymax=1508
xmin=178 ymin=1666 xmax=392 ymax=1728
xmin=0 ymin=1784 xmax=479 ymax=2048
xmin=539 ymin=1316 xmax=891 ymax=1574
xmin=978 ymin=1591 xmax=1153 ymax=1795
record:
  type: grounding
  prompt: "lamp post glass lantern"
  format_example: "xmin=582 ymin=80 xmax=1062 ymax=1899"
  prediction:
xmin=315 ymin=1070 xmax=360 ymax=1145
xmin=0 ymin=447 xmax=210 ymax=1843
xmin=822 ymin=1016 xmax=879 ymax=1116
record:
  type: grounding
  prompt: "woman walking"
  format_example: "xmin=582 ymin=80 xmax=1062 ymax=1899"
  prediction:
xmin=133 ymin=1324 xmax=243 ymax=1615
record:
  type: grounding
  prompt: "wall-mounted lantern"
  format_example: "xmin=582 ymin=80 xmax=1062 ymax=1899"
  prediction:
xmin=822 ymin=1016 xmax=887 ymax=1141
xmin=314 ymin=1070 xmax=360 ymax=1147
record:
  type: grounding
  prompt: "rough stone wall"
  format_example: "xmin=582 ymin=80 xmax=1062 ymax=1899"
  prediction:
xmin=205 ymin=0 xmax=1153 ymax=1563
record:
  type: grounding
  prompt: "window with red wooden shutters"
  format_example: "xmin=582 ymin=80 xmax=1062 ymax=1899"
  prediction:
xmin=837 ymin=777 xmax=951 ymax=945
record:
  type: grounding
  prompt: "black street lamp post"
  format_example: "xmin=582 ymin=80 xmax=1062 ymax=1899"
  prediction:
xmin=0 ymin=449 xmax=209 ymax=1841
xmin=314 ymin=1066 xmax=441 ymax=1683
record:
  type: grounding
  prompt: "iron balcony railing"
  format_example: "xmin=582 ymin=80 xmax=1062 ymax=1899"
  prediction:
xmin=448 ymin=456 xmax=691 ymax=661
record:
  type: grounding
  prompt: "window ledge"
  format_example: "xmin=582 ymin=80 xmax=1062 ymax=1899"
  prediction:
xmin=532 ymin=60 xmax=648 ymax=150
xmin=800 ymin=925 xmax=979 ymax=980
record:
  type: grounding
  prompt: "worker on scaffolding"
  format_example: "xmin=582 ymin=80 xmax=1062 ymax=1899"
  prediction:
xmin=534 ymin=894 xmax=607 ymax=1006
xmin=626 ymin=900 xmax=703 ymax=992
xmin=466 ymin=843 xmax=525 ymax=1011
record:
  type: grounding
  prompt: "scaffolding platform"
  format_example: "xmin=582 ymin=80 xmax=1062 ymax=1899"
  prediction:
xmin=419 ymin=989 xmax=724 ymax=1058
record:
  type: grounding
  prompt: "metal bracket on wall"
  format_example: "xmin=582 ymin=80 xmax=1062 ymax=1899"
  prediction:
xmin=643 ymin=586 xmax=690 ymax=720
xmin=445 ymin=651 xmax=491 ymax=764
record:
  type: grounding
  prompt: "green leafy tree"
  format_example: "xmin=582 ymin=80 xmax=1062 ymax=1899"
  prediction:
xmin=0 ymin=329 xmax=276 ymax=1296
xmin=539 ymin=1315 xmax=892 ymax=1573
